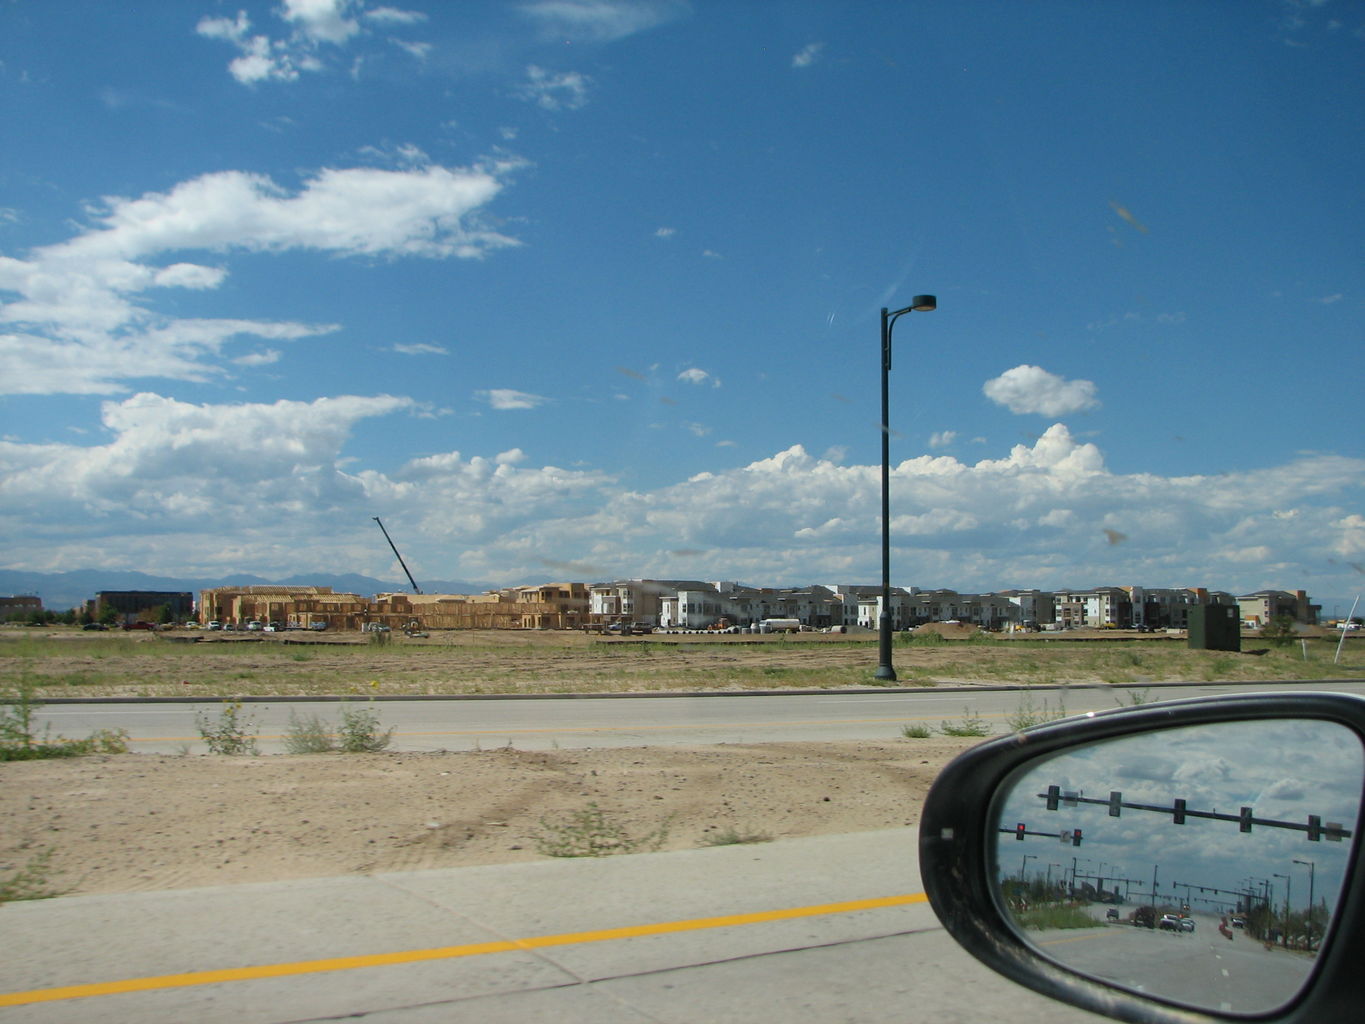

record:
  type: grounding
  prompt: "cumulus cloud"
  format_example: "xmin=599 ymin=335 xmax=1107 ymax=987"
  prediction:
xmin=0 ymin=402 xmax=1359 ymax=591
xmin=983 ymin=364 xmax=1100 ymax=416
xmin=197 ymin=0 xmax=429 ymax=83
xmin=0 ymin=162 xmax=516 ymax=395
xmin=792 ymin=42 xmax=823 ymax=68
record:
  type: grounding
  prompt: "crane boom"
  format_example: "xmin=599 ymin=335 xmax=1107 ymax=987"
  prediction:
xmin=372 ymin=516 xmax=422 ymax=594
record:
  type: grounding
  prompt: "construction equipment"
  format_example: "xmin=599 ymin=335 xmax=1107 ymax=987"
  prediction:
xmin=372 ymin=517 xmax=422 ymax=594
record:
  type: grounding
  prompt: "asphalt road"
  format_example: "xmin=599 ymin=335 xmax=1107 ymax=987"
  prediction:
xmin=34 ymin=680 xmax=1365 ymax=754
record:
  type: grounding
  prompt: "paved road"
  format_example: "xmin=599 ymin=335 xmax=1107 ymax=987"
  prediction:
xmin=35 ymin=680 xmax=1365 ymax=754
xmin=0 ymin=829 xmax=1110 ymax=1024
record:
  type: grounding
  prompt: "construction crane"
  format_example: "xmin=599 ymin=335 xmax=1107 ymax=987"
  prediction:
xmin=372 ymin=517 xmax=422 ymax=594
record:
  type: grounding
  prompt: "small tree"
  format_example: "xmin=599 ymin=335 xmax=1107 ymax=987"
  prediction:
xmin=1260 ymin=615 xmax=1297 ymax=647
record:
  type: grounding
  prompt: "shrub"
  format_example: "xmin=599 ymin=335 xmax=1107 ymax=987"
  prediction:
xmin=901 ymin=723 xmax=933 ymax=738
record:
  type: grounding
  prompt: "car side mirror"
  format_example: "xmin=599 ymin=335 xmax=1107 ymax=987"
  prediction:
xmin=918 ymin=693 xmax=1365 ymax=1023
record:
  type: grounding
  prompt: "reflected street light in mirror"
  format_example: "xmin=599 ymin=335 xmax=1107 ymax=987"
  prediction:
xmin=876 ymin=295 xmax=936 ymax=681
xmin=1294 ymin=857 xmax=1316 ymax=951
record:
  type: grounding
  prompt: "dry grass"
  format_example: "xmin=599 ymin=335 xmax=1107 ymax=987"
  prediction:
xmin=1 ymin=626 xmax=1357 ymax=699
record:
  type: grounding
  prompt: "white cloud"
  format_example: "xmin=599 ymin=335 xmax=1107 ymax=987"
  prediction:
xmin=792 ymin=42 xmax=823 ymax=68
xmin=365 ymin=7 xmax=428 ymax=26
xmin=1 ymin=404 xmax=1359 ymax=592
xmin=518 ymin=65 xmax=591 ymax=110
xmin=478 ymin=388 xmax=547 ymax=410
xmin=518 ymin=0 xmax=688 ymax=43
xmin=983 ymin=364 xmax=1100 ymax=416
xmin=0 ymin=163 xmax=516 ymax=395
xmin=929 ymin=430 xmax=956 ymax=449
xmin=677 ymin=367 xmax=720 ymax=388
xmin=282 ymin=0 xmax=361 ymax=45
xmin=198 ymin=0 xmax=429 ymax=84
xmin=655 ymin=227 xmax=676 ymax=239
xmin=392 ymin=342 xmax=448 ymax=356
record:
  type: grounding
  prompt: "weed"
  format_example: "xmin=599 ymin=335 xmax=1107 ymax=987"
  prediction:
xmin=901 ymin=723 xmax=934 ymax=738
xmin=1006 ymin=691 xmax=1068 ymax=732
xmin=0 ymin=676 xmax=48 ymax=755
xmin=1 ymin=678 xmax=130 ymax=759
xmin=701 ymin=826 xmax=772 ymax=847
xmin=940 ymin=707 xmax=990 ymax=737
xmin=534 ymin=802 xmax=671 ymax=857
xmin=0 ymin=848 xmax=65 ymax=904
xmin=283 ymin=710 xmax=336 ymax=753
xmin=1116 ymin=687 xmax=1152 ymax=707
xmin=195 ymin=701 xmax=260 ymax=755
xmin=337 ymin=702 xmax=393 ymax=752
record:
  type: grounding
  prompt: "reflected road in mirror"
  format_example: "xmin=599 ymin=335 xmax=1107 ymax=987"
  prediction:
xmin=991 ymin=719 xmax=1362 ymax=1015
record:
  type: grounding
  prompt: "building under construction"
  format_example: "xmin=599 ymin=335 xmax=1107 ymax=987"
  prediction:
xmin=198 ymin=583 xmax=589 ymax=632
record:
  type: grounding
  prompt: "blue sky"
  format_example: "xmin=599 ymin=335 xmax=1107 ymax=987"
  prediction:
xmin=1 ymin=1 xmax=1361 ymax=608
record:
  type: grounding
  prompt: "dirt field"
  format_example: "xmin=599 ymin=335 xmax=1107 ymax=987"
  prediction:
xmin=1 ymin=738 xmax=978 ymax=898
xmin=3 ymin=626 xmax=1357 ymax=901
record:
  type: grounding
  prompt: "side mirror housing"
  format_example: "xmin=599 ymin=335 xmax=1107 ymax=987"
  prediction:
xmin=919 ymin=693 xmax=1365 ymax=1023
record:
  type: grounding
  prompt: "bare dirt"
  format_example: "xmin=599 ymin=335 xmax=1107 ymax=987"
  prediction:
xmin=0 ymin=738 xmax=981 ymax=898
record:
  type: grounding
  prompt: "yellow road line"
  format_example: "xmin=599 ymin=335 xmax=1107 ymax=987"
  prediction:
xmin=0 ymin=892 xmax=928 ymax=1008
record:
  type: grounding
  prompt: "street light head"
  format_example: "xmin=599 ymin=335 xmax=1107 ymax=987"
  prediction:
xmin=911 ymin=295 xmax=936 ymax=312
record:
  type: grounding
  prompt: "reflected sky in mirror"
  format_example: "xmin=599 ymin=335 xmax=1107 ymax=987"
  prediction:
xmin=991 ymin=719 xmax=1363 ymax=1015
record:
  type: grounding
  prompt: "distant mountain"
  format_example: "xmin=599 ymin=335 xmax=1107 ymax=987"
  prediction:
xmin=0 ymin=569 xmax=503 ymax=611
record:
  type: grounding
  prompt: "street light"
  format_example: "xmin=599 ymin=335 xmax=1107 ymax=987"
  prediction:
xmin=1273 ymin=871 xmax=1291 ymax=948
xmin=875 ymin=295 xmax=937 ymax=681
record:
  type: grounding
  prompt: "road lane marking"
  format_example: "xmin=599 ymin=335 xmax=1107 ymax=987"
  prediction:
xmin=0 ymin=892 xmax=929 ymax=1008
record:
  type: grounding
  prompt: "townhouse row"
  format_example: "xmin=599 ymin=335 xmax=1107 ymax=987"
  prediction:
xmin=190 ymin=581 xmax=1319 ymax=633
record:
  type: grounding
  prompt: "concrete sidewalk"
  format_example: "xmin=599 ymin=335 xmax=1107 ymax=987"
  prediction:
xmin=0 ymin=829 xmax=1106 ymax=1023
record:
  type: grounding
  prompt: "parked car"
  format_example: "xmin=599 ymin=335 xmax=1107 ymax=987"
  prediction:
xmin=245 ymin=620 xmax=263 ymax=631
xmin=82 ymin=622 xmax=108 ymax=631
xmin=1158 ymin=914 xmax=1182 ymax=931
xmin=207 ymin=620 xmax=222 ymax=630
xmin=309 ymin=621 xmax=328 ymax=631
xmin=1179 ymin=917 xmax=1195 ymax=933
xmin=1105 ymin=908 xmax=1119 ymax=922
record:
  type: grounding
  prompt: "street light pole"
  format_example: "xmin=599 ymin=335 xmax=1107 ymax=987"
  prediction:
xmin=876 ymin=295 xmax=936 ymax=681
xmin=1294 ymin=858 xmax=1316 ymax=951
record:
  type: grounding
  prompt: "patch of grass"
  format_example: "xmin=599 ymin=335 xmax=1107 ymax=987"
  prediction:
xmin=700 ymin=826 xmax=772 ymax=847
xmin=195 ymin=701 xmax=260 ymax=755
xmin=901 ymin=723 xmax=934 ymax=738
xmin=534 ymin=802 xmax=671 ymax=858
xmin=0 ymin=848 xmax=65 ymax=904
xmin=940 ymin=707 xmax=990 ymax=737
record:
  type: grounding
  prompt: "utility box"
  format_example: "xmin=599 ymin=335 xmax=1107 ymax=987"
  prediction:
xmin=1188 ymin=605 xmax=1241 ymax=652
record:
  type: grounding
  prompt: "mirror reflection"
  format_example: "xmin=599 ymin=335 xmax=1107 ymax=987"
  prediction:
xmin=991 ymin=719 xmax=1362 ymax=1015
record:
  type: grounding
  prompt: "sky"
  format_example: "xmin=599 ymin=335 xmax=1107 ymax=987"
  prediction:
xmin=1 ymin=1 xmax=1362 ymax=608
